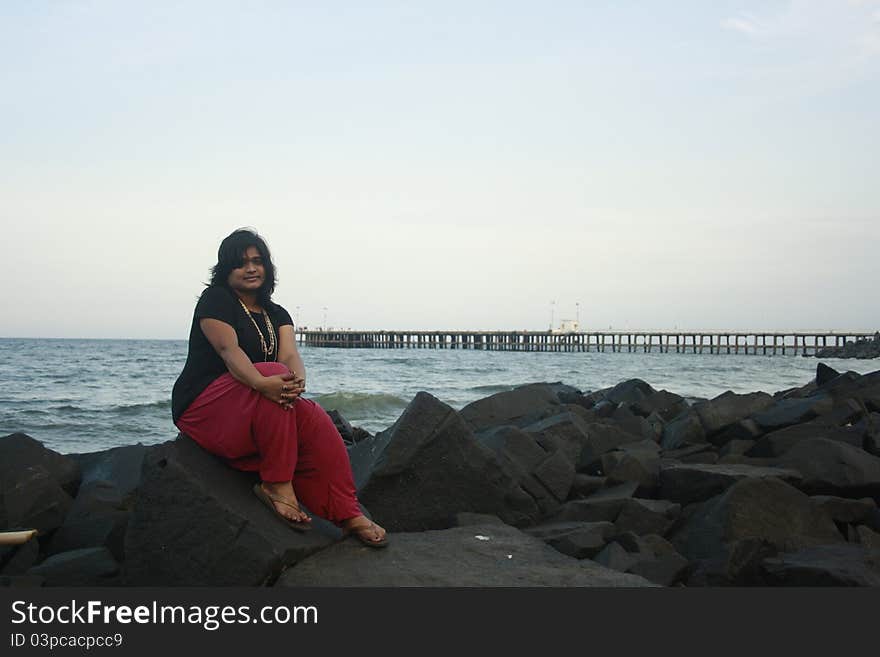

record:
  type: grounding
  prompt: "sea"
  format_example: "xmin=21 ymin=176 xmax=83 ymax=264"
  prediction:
xmin=0 ymin=337 xmax=876 ymax=455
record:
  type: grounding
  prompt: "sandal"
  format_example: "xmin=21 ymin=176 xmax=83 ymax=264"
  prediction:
xmin=253 ymin=484 xmax=312 ymax=533
xmin=342 ymin=519 xmax=389 ymax=548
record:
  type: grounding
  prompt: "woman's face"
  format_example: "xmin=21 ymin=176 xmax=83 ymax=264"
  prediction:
xmin=227 ymin=246 xmax=265 ymax=297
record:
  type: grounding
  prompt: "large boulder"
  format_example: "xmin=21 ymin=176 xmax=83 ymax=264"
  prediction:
xmin=751 ymin=396 xmax=835 ymax=432
xmin=671 ymin=478 xmax=844 ymax=582
xmin=1 ymin=466 xmax=73 ymax=534
xmin=460 ymin=383 xmax=579 ymax=432
xmin=659 ymin=463 xmax=803 ymax=505
xmin=694 ymin=391 xmax=774 ymax=437
xmin=599 ymin=379 xmax=657 ymax=406
xmin=276 ymin=523 xmax=656 ymax=587
xmin=477 ymin=426 xmax=575 ymax=517
xmin=522 ymin=412 xmax=591 ymax=469
xmin=777 ymin=438 xmax=880 ymax=496
xmin=747 ymin=420 xmax=864 ymax=458
xmin=46 ymin=480 xmax=129 ymax=562
xmin=578 ymin=423 xmax=647 ymax=471
xmin=69 ymin=444 xmax=149 ymax=498
xmin=660 ymin=412 xmax=706 ymax=450
xmin=631 ymin=390 xmax=688 ymax=421
xmin=350 ymin=392 xmax=539 ymax=530
xmin=0 ymin=433 xmax=81 ymax=496
xmin=124 ymin=436 xmax=336 ymax=586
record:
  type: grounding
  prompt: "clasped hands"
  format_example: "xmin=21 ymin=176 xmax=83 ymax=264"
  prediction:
xmin=258 ymin=371 xmax=306 ymax=409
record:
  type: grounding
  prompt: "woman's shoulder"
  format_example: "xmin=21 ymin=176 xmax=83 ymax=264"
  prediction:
xmin=195 ymin=285 xmax=238 ymax=317
xmin=199 ymin=285 xmax=234 ymax=302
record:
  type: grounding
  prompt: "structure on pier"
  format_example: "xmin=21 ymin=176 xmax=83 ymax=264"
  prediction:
xmin=295 ymin=330 xmax=877 ymax=356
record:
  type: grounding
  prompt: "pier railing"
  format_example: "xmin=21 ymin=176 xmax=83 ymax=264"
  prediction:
xmin=294 ymin=330 xmax=878 ymax=355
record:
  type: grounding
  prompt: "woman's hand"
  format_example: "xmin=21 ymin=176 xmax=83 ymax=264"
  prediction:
xmin=256 ymin=373 xmax=302 ymax=409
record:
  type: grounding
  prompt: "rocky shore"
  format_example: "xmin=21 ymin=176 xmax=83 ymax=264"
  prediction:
xmin=814 ymin=333 xmax=880 ymax=359
xmin=2 ymin=362 xmax=880 ymax=587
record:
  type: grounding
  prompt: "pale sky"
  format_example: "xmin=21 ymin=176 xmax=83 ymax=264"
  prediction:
xmin=2 ymin=1 xmax=878 ymax=338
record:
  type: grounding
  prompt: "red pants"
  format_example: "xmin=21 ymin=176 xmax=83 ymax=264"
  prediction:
xmin=176 ymin=361 xmax=361 ymax=524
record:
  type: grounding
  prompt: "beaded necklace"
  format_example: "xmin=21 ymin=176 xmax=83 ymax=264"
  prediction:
xmin=237 ymin=298 xmax=277 ymax=361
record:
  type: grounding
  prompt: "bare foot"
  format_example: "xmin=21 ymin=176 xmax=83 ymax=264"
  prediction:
xmin=342 ymin=515 xmax=386 ymax=544
xmin=260 ymin=481 xmax=311 ymax=524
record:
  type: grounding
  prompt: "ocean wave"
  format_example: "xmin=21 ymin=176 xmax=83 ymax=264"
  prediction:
xmin=311 ymin=391 xmax=409 ymax=417
xmin=108 ymin=400 xmax=172 ymax=415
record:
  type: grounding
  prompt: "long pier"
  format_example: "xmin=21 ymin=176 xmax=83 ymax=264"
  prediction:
xmin=295 ymin=330 xmax=877 ymax=356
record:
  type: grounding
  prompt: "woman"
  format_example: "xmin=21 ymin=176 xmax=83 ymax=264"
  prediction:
xmin=171 ymin=228 xmax=387 ymax=547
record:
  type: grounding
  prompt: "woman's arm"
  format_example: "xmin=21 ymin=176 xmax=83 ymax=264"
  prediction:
xmin=276 ymin=325 xmax=306 ymax=385
xmin=200 ymin=318 xmax=296 ymax=405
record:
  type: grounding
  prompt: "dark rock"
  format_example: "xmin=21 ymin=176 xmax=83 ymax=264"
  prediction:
xmin=460 ymin=382 xmax=578 ymax=432
xmin=0 ymin=433 xmax=81 ymax=496
xmin=629 ymin=552 xmax=690 ymax=586
xmin=610 ymin=406 xmax=655 ymax=440
xmin=550 ymin=483 xmax=638 ymax=523
xmin=525 ymin=520 xmax=616 ymax=559
xmin=603 ymin=379 xmax=657 ymax=405
xmin=326 ymin=410 xmax=354 ymax=444
xmin=351 ymin=392 xmax=539 ymax=530
xmin=694 ymin=391 xmax=774 ymax=437
xmin=659 ymin=463 xmax=803 ymax=505
xmin=761 ymin=544 xmax=880 ymax=586
xmin=600 ymin=449 xmax=660 ymax=494
xmin=350 ymin=427 xmax=372 ymax=444
xmin=748 ymin=420 xmax=864 ymax=458
xmin=27 ymin=547 xmax=120 ymax=586
xmin=1 ymin=466 xmax=73 ymax=534
xmin=672 ymin=478 xmax=844 ymax=564
xmin=814 ymin=334 xmax=880 ymax=360
xmin=816 ymin=363 xmax=841 ymax=386
xmin=631 ymin=390 xmax=688 ymax=421
xmin=0 ymin=538 xmax=39 ymax=575
xmin=810 ymin=496 xmax=876 ymax=524
xmin=614 ymin=499 xmax=681 ymax=537
xmin=715 ymin=454 xmax=779 ymax=467
xmin=578 ymin=423 xmax=646 ymax=471
xmin=678 ymin=451 xmax=719 ymax=465
xmin=276 ymin=523 xmax=656 ymax=586
xmin=778 ymin=438 xmax=880 ymax=495
xmin=594 ymin=542 xmax=641 ymax=573
xmin=591 ymin=401 xmax=616 ymax=418
xmin=523 ymin=412 xmax=591 ymax=467
xmin=68 ymin=444 xmax=148 ymax=499
xmin=662 ymin=444 xmax=716 ymax=461
xmin=751 ymin=396 xmax=835 ymax=432
xmin=709 ymin=419 xmax=764 ymax=447
xmin=533 ymin=450 xmax=576 ymax=504
xmin=860 ymin=413 xmax=880 ymax=456
xmin=660 ymin=412 xmax=706 ymax=450
xmin=46 ymin=481 xmax=129 ymax=562
xmin=569 ymin=474 xmax=606 ymax=498
xmin=853 ymin=526 xmax=880 ymax=549
xmin=719 ymin=440 xmax=757 ymax=457
xmin=685 ymin=538 xmax=776 ymax=586
xmin=124 ymin=437 xmax=336 ymax=586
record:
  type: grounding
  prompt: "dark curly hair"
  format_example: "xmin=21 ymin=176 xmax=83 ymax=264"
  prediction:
xmin=209 ymin=228 xmax=277 ymax=305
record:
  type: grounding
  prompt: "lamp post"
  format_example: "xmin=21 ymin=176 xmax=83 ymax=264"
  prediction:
xmin=322 ymin=306 xmax=328 ymax=329
xmin=576 ymin=302 xmax=580 ymax=326
xmin=549 ymin=300 xmax=555 ymax=331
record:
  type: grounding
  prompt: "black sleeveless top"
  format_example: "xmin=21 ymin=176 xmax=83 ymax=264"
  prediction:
xmin=171 ymin=285 xmax=293 ymax=422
